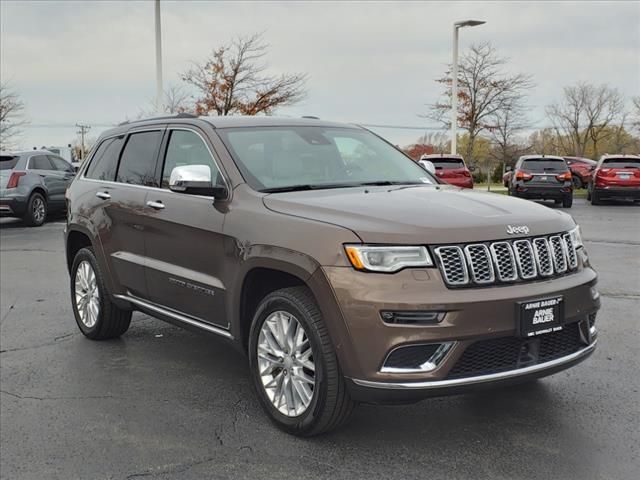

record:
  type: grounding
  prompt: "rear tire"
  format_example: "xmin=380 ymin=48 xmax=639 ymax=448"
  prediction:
xmin=23 ymin=192 xmax=47 ymax=227
xmin=71 ymin=247 xmax=131 ymax=340
xmin=562 ymin=195 xmax=573 ymax=208
xmin=248 ymin=286 xmax=355 ymax=436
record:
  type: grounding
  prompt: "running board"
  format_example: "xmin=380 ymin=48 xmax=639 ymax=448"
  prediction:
xmin=114 ymin=294 xmax=233 ymax=340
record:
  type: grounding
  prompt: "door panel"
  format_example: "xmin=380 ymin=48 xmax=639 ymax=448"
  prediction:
xmin=94 ymin=183 xmax=150 ymax=298
xmin=142 ymin=127 xmax=229 ymax=326
xmin=143 ymin=192 xmax=228 ymax=326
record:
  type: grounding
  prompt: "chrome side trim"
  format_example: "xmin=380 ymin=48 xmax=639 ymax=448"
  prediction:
xmin=114 ymin=293 xmax=233 ymax=339
xmin=350 ymin=340 xmax=596 ymax=390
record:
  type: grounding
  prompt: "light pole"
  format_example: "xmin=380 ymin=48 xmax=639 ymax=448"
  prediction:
xmin=451 ymin=19 xmax=486 ymax=155
xmin=154 ymin=0 xmax=164 ymax=114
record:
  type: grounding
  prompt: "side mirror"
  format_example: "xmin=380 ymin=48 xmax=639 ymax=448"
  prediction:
xmin=505 ymin=165 xmax=513 ymax=172
xmin=169 ymin=165 xmax=227 ymax=199
xmin=419 ymin=160 xmax=436 ymax=175
xmin=468 ymin=164 xmax=477 ymax=172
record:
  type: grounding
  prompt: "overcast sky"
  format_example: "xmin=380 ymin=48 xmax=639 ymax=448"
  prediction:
xmin=2 ymin=0 xmax=639 ymax=150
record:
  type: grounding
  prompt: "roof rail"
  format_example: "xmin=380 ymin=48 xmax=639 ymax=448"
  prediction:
xmin=301 ymin=115 xmax=320 ymax=119
xmin=118 ymin=112 xmax=198 ymax=126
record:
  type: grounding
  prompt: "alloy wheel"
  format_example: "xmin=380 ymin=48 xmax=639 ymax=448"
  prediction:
xmin=74 ymin=261 xmax=99 ymax=328
xmin=257 ymin=310 xmax=316 ymax=417
xmin=32 ymin=197 xmax=45 ymax=223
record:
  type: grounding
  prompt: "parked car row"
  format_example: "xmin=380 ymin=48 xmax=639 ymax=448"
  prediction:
xmin=501 ymin=154 xmax=640 ymax=207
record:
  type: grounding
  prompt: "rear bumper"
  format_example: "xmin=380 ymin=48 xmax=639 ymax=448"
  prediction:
xmin=514 ymin=185 xmax=571 ymax=199
xmin=346 ymin=339 xmax=596 ymax=403
xmin=0 ymin=196 xmax=27 ymax=216
xmin=594 ymin=187 xmax=640 ymax=199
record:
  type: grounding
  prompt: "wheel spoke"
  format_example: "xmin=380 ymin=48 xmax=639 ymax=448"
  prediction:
xmin=295 ymin=371 xmax=315 ymax=385
xmin=291 ymin=377 xmax=311 ymax=406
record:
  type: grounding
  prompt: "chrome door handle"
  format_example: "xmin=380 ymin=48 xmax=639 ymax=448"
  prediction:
xmin=146 ymin=200 xmax=165 ymax=210
xmin=95 ymin=191 xmax=111 ymax=200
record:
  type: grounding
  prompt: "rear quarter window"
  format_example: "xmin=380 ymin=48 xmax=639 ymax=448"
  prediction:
xmin=0 ymin=155 xmax=19 ymax=170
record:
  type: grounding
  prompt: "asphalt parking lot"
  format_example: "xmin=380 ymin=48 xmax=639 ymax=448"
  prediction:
xmin=1 ymin=199 xmax=639 ymax=480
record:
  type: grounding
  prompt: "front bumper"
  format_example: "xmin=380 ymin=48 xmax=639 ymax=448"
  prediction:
xmin=321 ymin=264 xmax=599 ymax=402
xmin=347 ymin=339 xmax=596 ymax=403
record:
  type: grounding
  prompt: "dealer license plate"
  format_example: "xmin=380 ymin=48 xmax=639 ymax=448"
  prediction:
xmin=518 ymin=296 xmax=564 ymax=337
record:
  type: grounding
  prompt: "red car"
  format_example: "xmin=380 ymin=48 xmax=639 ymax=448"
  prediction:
xmin=588 ymin=154 xmax=640 ymax=205
xmin=418 ymin=154 xmax=473 ymax=189
xmin=564 ymin=156 xmax=597 ymax=189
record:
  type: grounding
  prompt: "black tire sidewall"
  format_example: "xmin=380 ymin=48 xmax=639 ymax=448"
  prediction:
xmin=70 ymin=247 xmax=107 ymax=338
xmin=248 ymin=292 xmax=328 ymax=434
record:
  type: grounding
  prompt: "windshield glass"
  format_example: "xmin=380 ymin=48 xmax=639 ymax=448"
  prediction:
xmin=0 ymin=155 xmax=19 ymax=170
xmin=522 ymin=158 xmax=567 ymax=173
xmin=602 ymin=158 xmax=640 ymax=168
xmin=431 ymin=158 xmax=465 ymax=169
xmin=217 ymin=126 xmax=435 ymax=192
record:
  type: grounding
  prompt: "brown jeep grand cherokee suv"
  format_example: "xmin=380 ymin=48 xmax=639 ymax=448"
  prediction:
xmin=64 ymin=115 xmax=600 ymax=435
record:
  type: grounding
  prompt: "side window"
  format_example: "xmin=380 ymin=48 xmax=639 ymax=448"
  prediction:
xmin=85 ymin=136 xmax=124 ymax=181
xmin=29 ymin=155 xmax=53 ymax=170
xmin=48 ymin=156 xmax=74 ymax=172
xmin=116 ymin=131 xmax=163 ymax=187
xmin=161 ymin=130 xmax=222 ymax=188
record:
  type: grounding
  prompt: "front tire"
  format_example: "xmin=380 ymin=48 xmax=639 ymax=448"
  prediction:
xmin=591 ymin=190 xmax=602 ymax=205
xmin=23 ymin=192 xmax=47 ymax=227
xmin=248 ymin=286 xmax=354 ymax=436
xmin=562 ymin=195 xmax=573 ymax=208
xmin=71 ymin=247 xmax=131 ymax=340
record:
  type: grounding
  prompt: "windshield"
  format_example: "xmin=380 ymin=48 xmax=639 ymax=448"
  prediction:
xmin=217 ymin=126 xmax=435 ymax=192
xmin=432 ymin=158 xmax=465 ymax=170
xmin=522 ymin=158 xmax=568 ymax=173
xmin=602 ymin=158 xmax=640 ymax=168
xmin=0 ymin=155 xmax=19 ymax=170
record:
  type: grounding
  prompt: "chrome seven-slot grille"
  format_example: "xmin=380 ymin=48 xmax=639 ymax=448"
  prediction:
xmin=434 ymin=232 xmax=578 ymax=287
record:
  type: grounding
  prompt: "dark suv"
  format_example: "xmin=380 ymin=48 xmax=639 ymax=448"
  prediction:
xmin=508 ymin=155 xmax=573 ymax=208
xmin=65 ymin=116 xmax=600 ymax=435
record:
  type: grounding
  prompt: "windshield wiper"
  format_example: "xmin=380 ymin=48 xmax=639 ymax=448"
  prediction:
xmin=260 ymin=180 xmax=426 ymax=193
xmin=260 ymin=183 xmax=362 ymax=193
xmin=357 ymin=180 xmax=425 ymax=186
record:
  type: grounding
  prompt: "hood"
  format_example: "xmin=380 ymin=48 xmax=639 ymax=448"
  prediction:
xmin=263 ymin=185 xmax=575 ymax=244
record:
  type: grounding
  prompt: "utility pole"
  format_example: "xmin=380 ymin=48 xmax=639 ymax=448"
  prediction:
xmin=76 ymin=123 xmax=91 ymax=160
xmin=155 ymin=0 xmax=164 ymax=113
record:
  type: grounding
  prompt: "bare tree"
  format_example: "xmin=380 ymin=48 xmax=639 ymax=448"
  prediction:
xmin=546 ymin=83 xmax=625 ymax=157
xmin=138 ymin=85 xmax=192 ymax=118
xmin=487 ymin=95 xmax=530 ymax=171
xmin=429 ymin=43 xmax=533 ymax=163
xmin=182 ymin=33 xmax=306 ymax=116
xmin=632 ymin=96 xmax=640 ymax=133
xmin=0 ymin=82 xmax=27 ymax=150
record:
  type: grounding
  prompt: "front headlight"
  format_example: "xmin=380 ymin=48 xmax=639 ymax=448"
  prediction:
xmin=344 ymin=245 xmax=433 ymax=273
xmin=569 ymin=225 xmax=583 ymax=249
